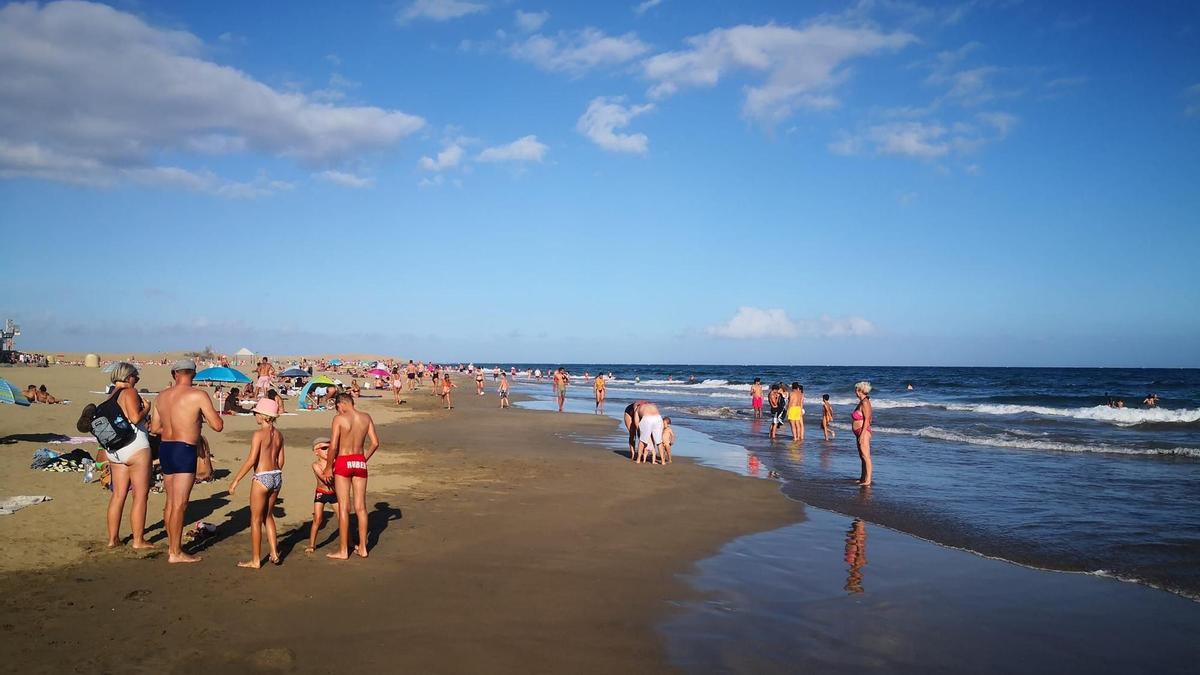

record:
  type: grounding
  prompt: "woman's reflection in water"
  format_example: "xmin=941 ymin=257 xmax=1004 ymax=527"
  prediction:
xmin=843 ymin=519 xmax=868 ymax=594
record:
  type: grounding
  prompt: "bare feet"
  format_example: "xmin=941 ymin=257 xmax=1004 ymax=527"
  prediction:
xmin=270 ymin=554 xmax=281 ymax=565
xmin=130 ymin=541 xmax=156 ymax=550
xmin=304 ymin=546 xmax=315 ymax=554
xmin=857 ymin=481 xmax=873 ymax=487
xmin=237 ymin=560 xmax=261 ymax=569
xmin=356 ymin=545 xmax=368 ymax=558
xmin=106 ymin=540 xmax=121 ymax=549
xmin=326 ymin=550 xmax=349 ymax=560
xmin=168 ymin=552 xmax=202 ymax=564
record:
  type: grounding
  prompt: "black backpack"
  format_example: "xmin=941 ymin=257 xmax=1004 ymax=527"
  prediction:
xmin=90 ymin=390 xmax=136 ymax=451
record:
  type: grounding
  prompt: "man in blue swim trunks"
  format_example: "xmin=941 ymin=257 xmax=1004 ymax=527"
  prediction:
xmin=150 ymin=358 xmax=224 ymax=564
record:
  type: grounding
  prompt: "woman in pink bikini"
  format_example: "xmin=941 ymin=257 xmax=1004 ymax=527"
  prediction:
xmin=851 ymin=381 xmax=874 ymax=487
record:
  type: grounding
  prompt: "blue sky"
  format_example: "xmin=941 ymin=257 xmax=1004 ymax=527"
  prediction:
xmin=1 ymin=0 xmax=1198 ymax=367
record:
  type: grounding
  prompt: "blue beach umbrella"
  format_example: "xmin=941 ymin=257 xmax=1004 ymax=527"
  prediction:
xmin=0 ymin=378 xmax=31 ymax=406
xmin=279 ymin=367 xmax=308 ymax=378
xmin=193 ymin=366 xmax=252 ymax=384
xmin=329 ymin=359 xmax=343 ymax=366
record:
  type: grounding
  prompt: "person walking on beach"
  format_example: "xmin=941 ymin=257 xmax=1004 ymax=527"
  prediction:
xmin=475 ymin=369 xmax=485 ymax=396
xmin=787 ymin=382 xmax=805 ymax=441
xmin=440 ymin=373 xmax=455 ymax=409
xmin=150 ymin=359 xmax=224 ymax=564
xmin=323 ymin=393 xmax=380 ymax=559
xmin=498 ymin=373 xmax=510 ymax=409
xmin=750 ymin=378 xmax=763 ymax=419
xmin=406 ymin=360 xmax=417 ymax=391
xmin=553 ymin=368 xmax=568 ymax=411
xmin=254 ymin=357 xmax=274 ymax=398
xmin=821 ymin=394 xmax=835 ymax=440
xmin=851 ymin=382 xmax=874 ymax=487
xmin=593 ymin=374 xmax=606 ymax=414
xmin=228 ymin=399 xmax=285 ymax=568
xmin=93 ymin=362 xmax=155 ymax=550
xmin=391 ymin=367 xmax=404 ymax=405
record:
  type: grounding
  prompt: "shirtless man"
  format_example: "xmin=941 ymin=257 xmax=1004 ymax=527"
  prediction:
xmin=254 ymin=357 xmax=274 ymax=398
xmin=406 ymin=360 xmax=417 ymax=392
xmin=322 ymin=393 xmax=380 ymax=559
xmin=149 ymin=359 xmax=224 ymax=564
xmin=750 ymin=378 xmax=764 ymax=419
xmin=636 ymin=401 xmax=664 ymax=465
xmin=553 ymin=368 xmax=568 ymax=412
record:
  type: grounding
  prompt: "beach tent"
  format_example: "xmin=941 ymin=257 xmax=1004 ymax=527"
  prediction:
xmin=235 ymin=347 xmax=254 ymax=366
xmin=0 ymin=378 xmax=31 ymax=406
xmin=296 ymin=375 xmax=338 ymax=410
xmin=194 ymin=366 xmax=252 ymax=384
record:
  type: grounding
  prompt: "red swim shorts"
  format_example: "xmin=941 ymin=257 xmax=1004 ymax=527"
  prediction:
xmin=334 ymin=454 xmax=368 ymax=478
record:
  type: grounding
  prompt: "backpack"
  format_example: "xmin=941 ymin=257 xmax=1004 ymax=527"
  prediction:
xmin=90 ymin=391 xmax=136 ymax=451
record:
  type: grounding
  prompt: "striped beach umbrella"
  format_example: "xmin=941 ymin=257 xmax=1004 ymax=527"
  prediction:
xmin=0 ymin=378 xmax=31 ymax=406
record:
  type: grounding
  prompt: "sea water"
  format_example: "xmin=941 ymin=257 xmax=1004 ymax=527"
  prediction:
xmin=505 ymin=364 xmax=1200 ymax=599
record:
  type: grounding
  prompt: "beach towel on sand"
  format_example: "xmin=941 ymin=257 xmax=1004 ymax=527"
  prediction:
xmin=0 ymin=495 xmax=52 ymax=515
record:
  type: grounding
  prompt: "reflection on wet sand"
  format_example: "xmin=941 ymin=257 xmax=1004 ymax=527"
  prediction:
xmin=844 ymin=519 xmax=867 ymax=594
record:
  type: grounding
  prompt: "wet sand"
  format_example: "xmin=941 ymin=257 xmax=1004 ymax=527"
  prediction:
xmin=0 ymin=364 xmax=799 ymax=673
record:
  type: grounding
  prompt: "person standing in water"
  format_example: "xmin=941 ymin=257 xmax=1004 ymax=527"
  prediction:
xmin=322 ymin=393 xmax=380 ymax=559
xmin=593 ymin=374 xmax=606 ymax=414
xmin=821 ymin=394 xmax=835 ymax=440
xmin=229 ymin=398 xmax=285 ymax=568
xmin=768 ymin=384 xmax=786 ymax=440
xmin=750 ymin=378 xmax=763 ymax=419
xmin=787 ymin=382 xmax=805 ymax=441
xmin=553 ymin=368 xmax=568 ymax=412
xmin=150 ymin=359 xmax=224 ymax=564
xmin=851 ymin=381 xmax=874 ymax=487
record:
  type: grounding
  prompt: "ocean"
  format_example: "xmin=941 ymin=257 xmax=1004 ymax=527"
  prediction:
xmin=500 ymin=364 xmax=1200 ymax=600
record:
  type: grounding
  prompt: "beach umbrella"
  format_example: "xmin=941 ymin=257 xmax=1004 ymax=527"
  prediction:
xmin=193 ymin=366 xmax=252 ymax=384
xmin=0 ymin=378 xmax=31 ymax=406
xmin=279 ymin=367 xmax=309 ymax=378
xmin=367 ymin=367 xmax=390 ymax=378
xmin=310 ymin=374 xmax=336 ymax=385
xmin=329 ymin=359 xmax=343 ymax=366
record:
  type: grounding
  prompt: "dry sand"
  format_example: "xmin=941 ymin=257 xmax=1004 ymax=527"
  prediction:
xmin=0 ymin=363 xmax=799 ymax=673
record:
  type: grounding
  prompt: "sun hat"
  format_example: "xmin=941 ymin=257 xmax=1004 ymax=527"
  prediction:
xmin=251 ymin=398 xmax=280 ymax=418
xmin=171 ymin=357 xmax=196 ymax=372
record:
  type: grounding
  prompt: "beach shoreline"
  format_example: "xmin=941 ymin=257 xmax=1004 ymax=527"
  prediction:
xmin=0 ymin=363 xmax=800 ymax=672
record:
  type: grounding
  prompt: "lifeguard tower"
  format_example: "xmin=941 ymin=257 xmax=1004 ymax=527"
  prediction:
xmin=0 ymin=319 xmax=18 ymax=352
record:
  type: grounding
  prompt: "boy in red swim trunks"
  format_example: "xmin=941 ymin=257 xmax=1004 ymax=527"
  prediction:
xmin=306 ymin=437 xmax=337 ymax=554
xmin=322 ymin=393 xmax=380 ymax=559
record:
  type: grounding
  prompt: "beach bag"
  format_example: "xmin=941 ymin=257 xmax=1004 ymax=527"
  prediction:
xmin=90 ymin=392 xmax=136 ymax=451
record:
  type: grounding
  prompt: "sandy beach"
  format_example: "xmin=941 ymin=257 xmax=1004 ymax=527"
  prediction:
xmin=0 ymin=361 xmax=799 ymax=673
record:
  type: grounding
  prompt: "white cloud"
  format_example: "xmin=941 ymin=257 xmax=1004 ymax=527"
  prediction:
xmin=576 ymin=97 xmax=654 ymax=154
xmin=397 ymin=0 xmax=487 ymax=24
xmin=643 ymin=23 xmax=914 ymax=124
xmin=510 ymin=28 xmax=649 ymax=75
xmin=706 ymin=307 xmax=877 ymax=339
xmin=831 ymin=111 xmax=1016 ymax=160
xmin=634 ymin=0 xmax=665 ymax=15
xmin=476 ymin=135 xmax=547 ymax=163
xmin=316 ymin=170 xmax=375 ymax=189
xmin=514 ymin=10 xmax=549 ymax=32
xmin=419 ymin=140 xmax=467 ymax=171
xmin=0 ymin=1 xmax=424 ymax=193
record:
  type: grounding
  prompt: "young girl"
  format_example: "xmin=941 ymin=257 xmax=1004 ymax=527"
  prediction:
xmin=306 ymin=437 xmax=337 ymax=554
xmin=441 ymin=373 xmax=456 ymax=410
xmin=821 ymin=394 xmax=835 ymax=440
xmin=229 ymin=398 xmax=285 ymax=568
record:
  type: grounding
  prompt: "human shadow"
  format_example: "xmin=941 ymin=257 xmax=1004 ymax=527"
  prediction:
xmin=610 ymin=449 xmax=636 ymax=460
xmin=0 ymin=432 xmax=71 ymax=444
xmin=145 ymin=489 xmax=239 ymax=544
xmin=366 ymin=501 xmax=403 ymax=551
